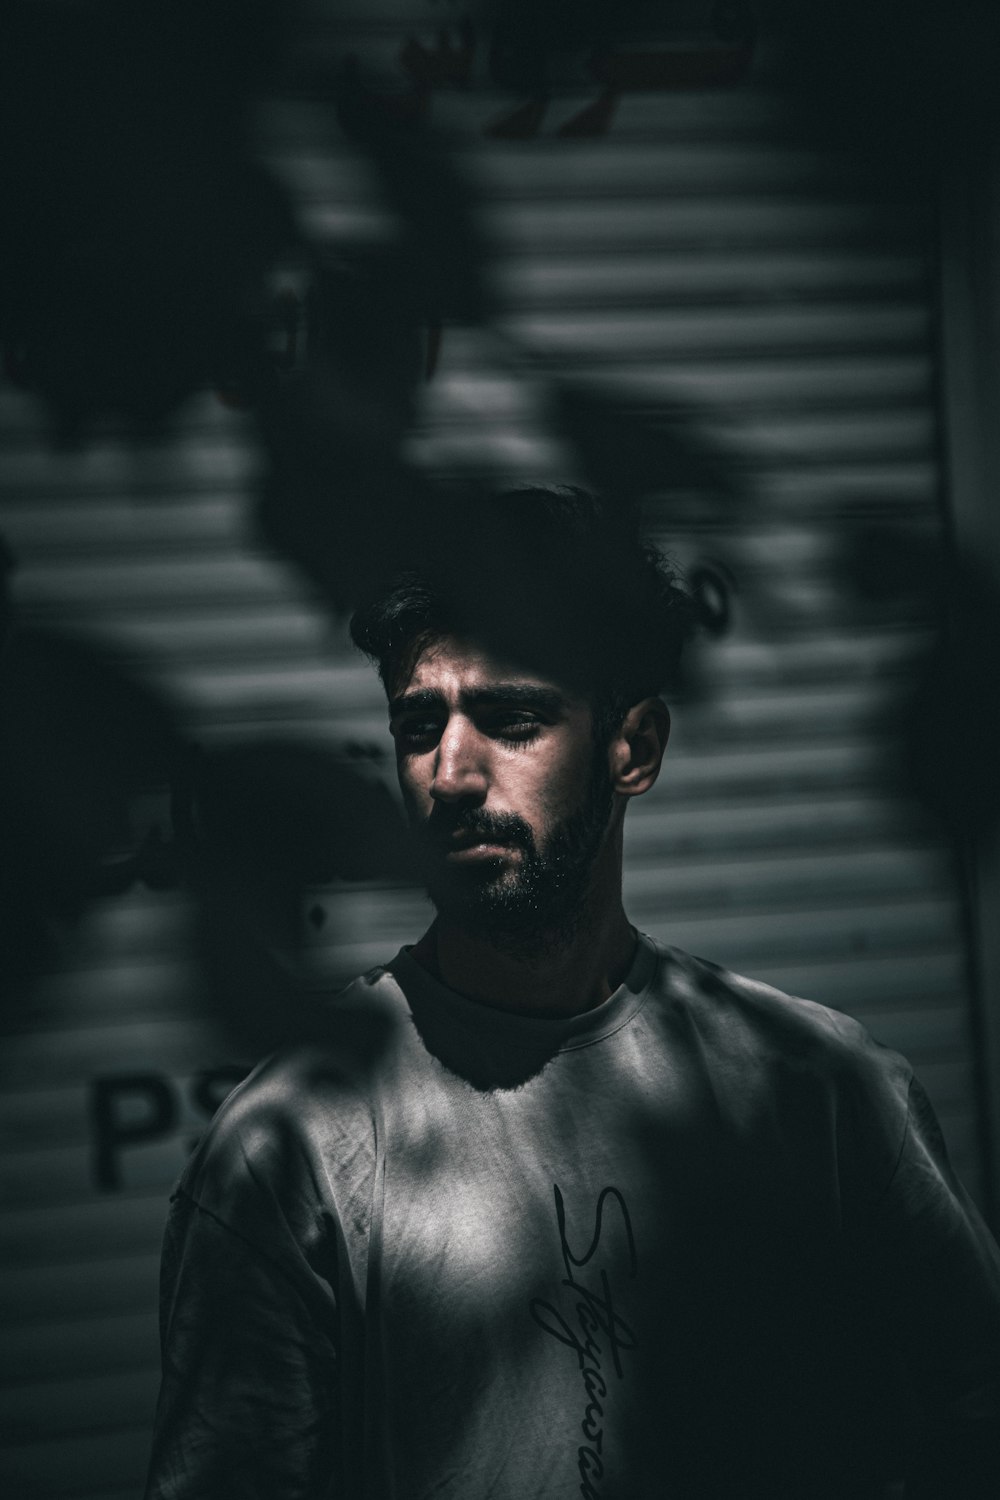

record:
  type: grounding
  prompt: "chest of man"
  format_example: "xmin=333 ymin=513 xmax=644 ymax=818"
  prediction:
xmin=356 ymin=1023 xmax=885 ymax=1500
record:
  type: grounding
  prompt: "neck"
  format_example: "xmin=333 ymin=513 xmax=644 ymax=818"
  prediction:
xmin=411 ymin=836 xmax=637 ymax=1017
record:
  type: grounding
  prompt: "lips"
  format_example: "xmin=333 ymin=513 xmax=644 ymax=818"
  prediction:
xmin=421 ymin=811 xmax=534 ymax=857
xmin=444 ymin=836 xmax=514 ymax=858
xmin=449 ymin=831 xmax=509 ymax=849
xmin=431 ymin=826 xmax=513 ymax=852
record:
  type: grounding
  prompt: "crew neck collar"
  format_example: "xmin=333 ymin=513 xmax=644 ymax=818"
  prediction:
xmin=388 ymin=930 xmax=658 ymax=1052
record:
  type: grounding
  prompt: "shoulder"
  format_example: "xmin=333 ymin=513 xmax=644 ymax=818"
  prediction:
xmin=640 ymin=940 xmax=925 ymax=1200
xmin=645 ymin=940 xmax=913 ymax=1146
xmin=178 ymin=963 xmax=410 ymax=1220
xmin=650 ymin=940 xmax=907 ymax=1076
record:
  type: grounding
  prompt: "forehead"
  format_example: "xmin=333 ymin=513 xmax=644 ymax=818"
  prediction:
xmin=392 ymin=636 xmax=586 ymax=710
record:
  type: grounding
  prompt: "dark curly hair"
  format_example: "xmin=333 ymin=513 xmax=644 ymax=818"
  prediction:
xmin=349 ymin=486 xmax=694 ymax=737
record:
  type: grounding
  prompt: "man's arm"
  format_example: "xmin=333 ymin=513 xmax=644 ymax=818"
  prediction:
xmin=143 ymin=1187 xmax=340 ymax=1500
xmin=856 ymin=1072 xmax=1000 ymax=1496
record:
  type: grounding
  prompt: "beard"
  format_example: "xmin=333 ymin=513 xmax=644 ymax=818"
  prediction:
xmin=413 ymin=755 xmax=615 ymax=958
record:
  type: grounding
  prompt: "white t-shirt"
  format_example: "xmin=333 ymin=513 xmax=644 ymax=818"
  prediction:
xmin=144 ymin=936 xmax=1000 ymax=1499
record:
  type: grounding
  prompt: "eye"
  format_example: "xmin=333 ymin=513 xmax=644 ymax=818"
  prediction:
xmin=391 ymin=717 xmax=443 ymax=749
xmin=481 ymin=712 xmax=542 ymax=743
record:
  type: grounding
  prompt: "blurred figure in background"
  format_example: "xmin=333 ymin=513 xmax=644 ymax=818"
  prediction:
xmin=144 ymin=489 xmax=1000 ymax=1500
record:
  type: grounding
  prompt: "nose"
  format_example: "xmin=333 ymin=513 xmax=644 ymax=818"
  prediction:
xmin=431 ymin=716 xmax=488 ymax=804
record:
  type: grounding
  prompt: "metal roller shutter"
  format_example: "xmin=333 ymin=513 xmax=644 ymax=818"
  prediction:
xmin=0 ymin=21 xmax=985 ymax=1500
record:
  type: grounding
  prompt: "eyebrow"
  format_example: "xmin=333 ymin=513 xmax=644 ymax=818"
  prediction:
xmin=389 ymin=684 xmax=570 ymax=718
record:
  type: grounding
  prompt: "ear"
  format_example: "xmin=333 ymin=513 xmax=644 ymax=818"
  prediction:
xmin=608 ymin=697 xmax=670 ymax=798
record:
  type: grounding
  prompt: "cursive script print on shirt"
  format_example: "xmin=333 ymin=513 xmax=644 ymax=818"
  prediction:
xmin=530 ymin=1184 xmax=638 ymax=1500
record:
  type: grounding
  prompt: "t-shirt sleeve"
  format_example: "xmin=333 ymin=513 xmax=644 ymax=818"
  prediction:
xmin=140 ymin=1042 xmax=376 ymax=1500
xmin=849 ymin=1061 xmax=1000 ymax=1496
xmin=143 ymin=1186 xmax=340 ymax=1500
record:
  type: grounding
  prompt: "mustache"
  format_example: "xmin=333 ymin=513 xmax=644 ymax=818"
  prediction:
xmin=419 ymin=806 xmax=535 ymax=851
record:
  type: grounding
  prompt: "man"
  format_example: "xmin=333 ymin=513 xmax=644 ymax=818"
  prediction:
xmin=145 ymin=488 xmax=1000 ymax=1498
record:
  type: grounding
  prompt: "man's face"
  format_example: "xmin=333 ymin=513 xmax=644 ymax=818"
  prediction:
xmin=389 ymin=637 xmax=615 ymax=947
